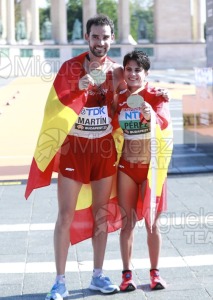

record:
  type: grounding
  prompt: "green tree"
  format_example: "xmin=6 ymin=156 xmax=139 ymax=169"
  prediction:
xmin=67 ymin=0 xmax=118 ymax=41
xmin=39 ymin=0 xmax=154 ymax=43
xmin=97 ymin=0 xmax=118 ymax=39
xmin=39 ymin=2 xmax=50 ymax=40
xmin=130 ymin=0 xmax=154 ymax=42
xmin=39 ymin=0 xmax=83 ymax=42
xmin=15 ymin=1 xmax=21 ymax=25
xmin=67 ymin=0 xmax=82 ymax=41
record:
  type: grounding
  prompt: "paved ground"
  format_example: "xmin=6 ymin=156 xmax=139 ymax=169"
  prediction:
xmin=0 ymin=72 xmax=213 ymax=299
xmin=0 ymin=173 xmax=213 ymax=300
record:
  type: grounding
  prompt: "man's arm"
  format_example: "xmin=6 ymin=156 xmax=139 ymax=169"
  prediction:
xmin=112 ymin=64 xmax=126 ymax=93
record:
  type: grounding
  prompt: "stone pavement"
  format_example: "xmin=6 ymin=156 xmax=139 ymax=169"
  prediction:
xmin=0 ymin=173 xmax=213 ymax=300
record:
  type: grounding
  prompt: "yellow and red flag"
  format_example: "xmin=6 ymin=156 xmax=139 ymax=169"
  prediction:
xmin=25 ymin=52 xmax=173 ymax=243
xmin=135 ymin=102 xmax=173 ymax=228
xmin=142 ymin=117 xmax=173 ymax=228
xmin=25 ymin=53 xmax=124 ymax=244
xmin=25 ymin=53 xmax=88 ymax=199
xmin=113 ymin=89 xmax=173 ymax=229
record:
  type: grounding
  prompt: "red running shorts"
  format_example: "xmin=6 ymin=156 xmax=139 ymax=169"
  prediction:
xmin=59 ymin=134 xmax=117 ymax=183
xmin=118 ymin=157 xmax=149 ymax=184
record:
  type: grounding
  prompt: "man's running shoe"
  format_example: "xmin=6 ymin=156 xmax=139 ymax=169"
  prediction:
xmin=45 ymin=281 xmax=69 ymax=300
xmin=120 ymin=270 xmax=137 ymax=292
xmin=150 ymin=269 xmax=167 ymax=290
xmin=89 ymin=274 xmax=120 ymax=294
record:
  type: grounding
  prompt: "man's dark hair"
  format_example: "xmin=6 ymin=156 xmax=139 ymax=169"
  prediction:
xmin=86 ymin=14 xmax=114 ymax=35
xmin=123 ymin=50 xmax=150 ymax=71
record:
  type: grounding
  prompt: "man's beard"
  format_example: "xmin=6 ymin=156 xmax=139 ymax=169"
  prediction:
xmin=89 ymin=46 xmax=108 ymax=58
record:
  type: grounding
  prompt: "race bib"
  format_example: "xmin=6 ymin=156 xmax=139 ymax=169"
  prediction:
xmin=74 ymin=106 xmax=109 ymax=132
xmin=119 ymin=108 xmax=150 ymax=136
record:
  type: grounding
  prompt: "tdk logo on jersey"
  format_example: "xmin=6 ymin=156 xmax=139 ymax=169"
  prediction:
xmin=85 ymin=107 xmax=106 ymax=116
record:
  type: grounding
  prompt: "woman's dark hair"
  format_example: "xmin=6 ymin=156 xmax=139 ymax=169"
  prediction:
xmin=86 ymin=14 xmax=114 ymax=35
xmin=123 ymin=50 xmax=150 ymax=71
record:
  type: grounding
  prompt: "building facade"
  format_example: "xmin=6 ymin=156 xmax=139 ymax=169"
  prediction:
xmin=0 ymin=0 xmax=207 ymax=72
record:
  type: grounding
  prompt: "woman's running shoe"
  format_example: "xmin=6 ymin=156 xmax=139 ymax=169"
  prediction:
xmin=150 ymin=269 xmax=167 ymax=290
xmin=119 ymin=270 xmax=137 ymax=292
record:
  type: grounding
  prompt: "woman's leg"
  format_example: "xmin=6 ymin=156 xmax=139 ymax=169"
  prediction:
xmin=139 ymin=179 xmax=162 ymax=270
xmin=141 ymin=180 xmax=166 ymax=289
xmin=145 ymin=212 xmax=166 ymax=289
xmin=118 ymin=171 xmax=138 ymax=270
xmin=145 ymin=213 xmax=162 ymax=269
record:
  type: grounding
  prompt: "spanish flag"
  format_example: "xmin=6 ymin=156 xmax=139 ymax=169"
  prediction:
xmin=25 ymin=51 xmax=172 ymax=242
xmin=113 ymin=88 xmax=173 ymax=229
xmin=142 ymin=114 xmax=173 ymax=229
xmin=137 ymin=101 xmax=173 ymax=228
xmin=25 ymin=53 xmax=88 ymax=199
xmin=25 ymin=52 xmax=123 ymax=244
xmin=144 ymin=96 xmax=173 ymax=228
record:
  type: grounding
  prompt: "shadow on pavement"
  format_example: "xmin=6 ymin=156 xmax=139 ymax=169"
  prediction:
xmin=1 ymin=288 xmax=114 ymax=299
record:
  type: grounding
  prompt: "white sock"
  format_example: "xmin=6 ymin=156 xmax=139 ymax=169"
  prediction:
xmin=93 ymin=268 xmax=103 ymax=277
xmin=55 ymin=274 xmax=65 ymax=283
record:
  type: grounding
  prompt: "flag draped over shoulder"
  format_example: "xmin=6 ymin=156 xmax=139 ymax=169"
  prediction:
xmin=25 ymin=51 xmax=173 ymax=244
xmin=25 ymin=52 xmax=124 ymax=245
xmin=25 ymin=53 xmax=88 ymax=199
xmin=137 ymin=99 xmax=173 ymax=228
xmin=113 ymin=124 xmax=173 ymax=229
xmin=143 ymin=118 xmax=173 ymax=228
xmin=113 ymin=87 xmax=173 ymax=229
xmin=71 ymin=90 xmax=173 ymax=240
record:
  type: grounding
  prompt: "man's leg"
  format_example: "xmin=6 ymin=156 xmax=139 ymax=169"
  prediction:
xmin=45 ymin=173 xmax=82 ymax=300
xmin=89 ymin=175 xmax=119 ymax=293
xmin=54 ymin=173 xmax=82 ymax=274
xmin=91 ymin=175 xmax=113 ymax=269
